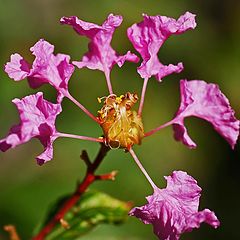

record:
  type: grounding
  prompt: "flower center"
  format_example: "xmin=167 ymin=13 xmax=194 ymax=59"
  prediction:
xmin=98 ymin=92 xmax=144 ymax=149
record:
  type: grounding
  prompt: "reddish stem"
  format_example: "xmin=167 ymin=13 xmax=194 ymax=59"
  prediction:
xmin=95 ymin=170 xmax=118 ymax=181
xmin=4 ymin=225 xmax=20 ymax=240
xmin=32 ymin=143 xmax=110 ymax=240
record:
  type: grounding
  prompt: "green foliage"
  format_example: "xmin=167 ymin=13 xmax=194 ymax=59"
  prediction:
xmin=37 ymin=190 xmax=131 ymax=240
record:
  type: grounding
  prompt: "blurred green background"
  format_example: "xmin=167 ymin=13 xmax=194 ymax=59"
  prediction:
xmin=0 ymin=0 xmax=239 ymax=239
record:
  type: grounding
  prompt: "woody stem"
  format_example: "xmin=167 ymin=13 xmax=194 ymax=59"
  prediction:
xmin=32 ymin=143 xmax=110 ymax=240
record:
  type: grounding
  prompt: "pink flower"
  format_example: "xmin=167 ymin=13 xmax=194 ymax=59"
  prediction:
xmin=0 ymin=92 xmax=62 ymax=165
xmin=60 ymin=14 xmax=139 ymax=94
xmin=127 ymin=12 xmax=196 ymax=81
xmin=5 ymin=39 xmax=75 ymax=102
xmin=129 ymin=171 xmax=220 ymax=240
xmin=2 ymin=12 xmax=238 ymax=239
xmin=172 ymin=80 xmax=240 ymax=149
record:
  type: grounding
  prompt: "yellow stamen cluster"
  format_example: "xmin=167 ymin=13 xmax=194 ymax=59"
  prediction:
xmin=98 ymin=92 xmax=144 ymax=149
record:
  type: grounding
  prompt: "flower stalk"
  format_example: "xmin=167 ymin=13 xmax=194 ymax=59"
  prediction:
xmin=64 ymin=92 xmax=100 ymax=123
xmin=144 ymin=119 xmax=175 ymax=137
xmin=32 ymin=143 xmax=111 ymax=240
xmin=129 ymin=148 xmax=157 ymax=190
xmin=138 ymin=77 xmax=149 ymax=116
xmin=56 ymin=132 xmax=104 ymax=143
xmin=104 ymin=70 xmax=113 ymax=95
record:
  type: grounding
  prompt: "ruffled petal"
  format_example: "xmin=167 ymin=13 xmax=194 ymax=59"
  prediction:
xmin=0 ymin=125 xmax=21 ymax=151
xmin=5 ymin=53 xmax=30 ymax=81
xmin=36 ymin=124 xmax=57 ymax=165
xmin=173 ymin=80 xmax=240 ymax=149
xmin=127 ymin=12 xmax=196 ymax=81
xmin=185 ymin=209 xmax=220 ymax=231
xmin=0 ymin=92 xmax=62 ymax=164
xmin=173 ymin=123 xmax=197 ymax=148
xmin=36 ymin=142 xmax=54 ymax=166
xmin=5 ymin=39 xmax=75 ymax=100
xmin=129 ymin=171 xmax=220 ymax=240
xmin=116 ymin=51 xmax=140 ymax=67
xmin=61 ymin=14 xmax=139 ymax=76
xmin=29 ymin=39 xmax=75 ymax=92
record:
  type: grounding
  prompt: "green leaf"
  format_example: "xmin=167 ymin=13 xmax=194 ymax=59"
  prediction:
xmin=39 ymin=190 xmax=131 ymax=240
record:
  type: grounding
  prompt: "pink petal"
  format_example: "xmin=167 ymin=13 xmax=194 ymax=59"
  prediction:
xmin=0 ymin=92 xmax=62 ymax=164
xmin=5 ymin=53 xmax=30 ymax=81
xmin=36 ymin=143 xmax=54 ymax=166
xmin=127 ymin=12 xmax=196 ymax=81
xmin=0 ymin=125 xmax=21 ymax=151
xmin=129 ymin=171 xmax=220 ymax=240
xmin=185 ymin=209 xmax=220 ymax=231
xmin=173 ymin=80 xmax=240 ymax=149
xmin=116 ymin=51 xmax=140 ymax=67
xmin=36 ymin=124 xmax=56 ymax=165
xmin=173 ymin=124 xmax=197 ymax=148
xmin=60 ymin=14 xmax=139 ymax=76
xmin=29 ymin=39 xmax=74 ymax=92
xmin=5 ymin=39 xmax=74 ymax=100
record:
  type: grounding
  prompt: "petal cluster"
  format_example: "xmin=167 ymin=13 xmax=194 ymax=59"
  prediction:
xmin=127 ymin=12 xmax=196 ymax=81
xmin=60 ymin=14 xmax=139 ymax=77
xmin=172 ymin=80 xmax=240 ymax=149
xmin=5 ymin=39 xmax=75 ymax=102
xmin=2 ymin=12 xmax=238 ymax=240
xmin=129 ymin=171 xmax=220 ymax=240
xmin=0 ymin=92 xmax=62 ymax=165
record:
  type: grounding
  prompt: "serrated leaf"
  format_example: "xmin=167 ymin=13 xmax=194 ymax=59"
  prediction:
xmin=37 ymin=190 xmax=131 ymax=240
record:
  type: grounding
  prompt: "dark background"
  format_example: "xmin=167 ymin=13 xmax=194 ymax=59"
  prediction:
xmin=0 ymin=0 xmax=239 ymax=239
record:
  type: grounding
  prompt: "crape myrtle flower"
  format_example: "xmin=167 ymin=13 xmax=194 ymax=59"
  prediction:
xmin=129 ymin=170 xmax=220 ymax=240
xmin=1 ymin=11 xmax=239 ymax=239
xmin=60 ymin=13 xmax=139 ymax=94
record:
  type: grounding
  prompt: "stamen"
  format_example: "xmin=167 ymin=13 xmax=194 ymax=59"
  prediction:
xmin=98 ymin=92 xmax=144 ymax=148
xmin=97 ymin=96 xmax=107 ymax=103
xmin=116 ymin=95 xmax=124 ymax=104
